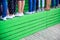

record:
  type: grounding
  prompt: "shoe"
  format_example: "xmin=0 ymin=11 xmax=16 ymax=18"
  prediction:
xmin=12 ymin=14 xmax=15 ymax=18
xmin=37 ymin=9 xmax=41 ymax=12
xmin=45 ymin=8 xmax=50 ymax=10
xmin=26 ymin=12 xmax=33 ymax=14
xmin=41 ymin=8 xmax=44 ymax=11
xmin=15 ymin=13 xmax=24 ymax=16
xmin=32 ymin=11 xmax=35 ymax=14
xmin=1 ymin=17 xmax=7 ymax=20
xmin=6 ymin=15 xmax=13 ymax=19
xmin=58 ymin=5 xmax=60 ymax=7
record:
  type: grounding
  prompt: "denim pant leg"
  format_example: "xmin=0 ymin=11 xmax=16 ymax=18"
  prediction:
xmin=2 ymin=0 xmax=7 ymax=18
xmin=32 ymin=0 xmax=36 ymax=11
xmin=29 ymin=0 xmax=32 ymax=12
xmin=55 ymin=0 xmax=59 ymax=6
xmin=0 ymin=1 xmax=2 ymax=16
xmin=59 ymin=0 xmax=60 ymax=4
xmin=51 ymin=0 xmax=55 ymax=7
xmin=36 ymin=0 xmax=38 ymax=10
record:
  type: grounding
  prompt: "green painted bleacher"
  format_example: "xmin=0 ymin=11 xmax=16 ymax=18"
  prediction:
xmin=0 ymin=8 xmax=60 ymax=40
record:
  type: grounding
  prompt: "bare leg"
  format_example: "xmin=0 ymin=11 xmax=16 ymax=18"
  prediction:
xmin=18 ymin=1 xmax=22 ymax=13
xmin=21 ymin=1 xmax=25 ymax=13
xmin=16 ymin=0 xmax=25 ymax=16
xmin=45 ymin=0 xmax=51 ymax=10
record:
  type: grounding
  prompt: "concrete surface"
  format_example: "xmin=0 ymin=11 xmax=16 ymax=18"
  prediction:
xmin=21 ymin=24 xmax=60 ymax=40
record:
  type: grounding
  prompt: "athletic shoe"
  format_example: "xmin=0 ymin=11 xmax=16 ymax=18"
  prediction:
xmin=37 ymin=9 xmax=41 ymax=12
xmin=58 ymin=5 xmax=60 ymax=7
xmin=41 ymin=8 xmax=44 ymax=11
xmin=26 ymin=12 xmax=33 ymax=14
xmin=12 ymin=14 xmax=15 ymax=18
xmin=1 ymin=17 xmax=7 ymax=20
xmin=32 ymin=11 xmax=35 ymax=14
xmin=15 ymin=13 xmax=24 ymax=16
xmin=6 ymin=15 xmax=14 ymax=19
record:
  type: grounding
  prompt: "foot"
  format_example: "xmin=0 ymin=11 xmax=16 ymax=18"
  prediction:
xmin=6 ymin=15 xmax=14 ymax=19
xmin=41 ymin=8 xmax=44 ymax=11
xmin=15 ymin=13 xmax=24 ymax=16
xmin=26 ymin=12 xmax=33 ymax=14
xmin=45 ymin=8 xmax=50 ymax=10
xmin=37 ymin=9 xmax=41 ymax=12
xmin=12 ymin=14 xmax=15 ymax=18
xmin=32 ymin=11 xmax=35 ymax=14
xmin=1 ymin=17 xmax=7 ymax=20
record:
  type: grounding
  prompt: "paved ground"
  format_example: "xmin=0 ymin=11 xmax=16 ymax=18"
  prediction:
xmin=21 ymin=24 xmax=60 ymax=40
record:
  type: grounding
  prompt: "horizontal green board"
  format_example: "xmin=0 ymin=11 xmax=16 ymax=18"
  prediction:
xmin=0 ymin=8 xmax=60 ymax=40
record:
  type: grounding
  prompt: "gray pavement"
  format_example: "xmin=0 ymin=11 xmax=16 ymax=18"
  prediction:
xmin=21 ymin=24 xmax=60 ymax=40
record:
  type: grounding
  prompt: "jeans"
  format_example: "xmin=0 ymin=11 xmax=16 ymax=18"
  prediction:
xmin=55 ymin=0 xmax=59 ymax=6
xmin=29 ymin=0 xmax=36 ymax=12
xmin=0 ymin=0 xmax=8 ymax=18
xmin=59 ymin=0 xmax=60 ymax=4
xmin=51 ymin=0 xmax=59 ymax=7
xmin=51 ymin=0 xmax=55 ymax=7
xmin=36 ymin=0 xmax=39 ymax=10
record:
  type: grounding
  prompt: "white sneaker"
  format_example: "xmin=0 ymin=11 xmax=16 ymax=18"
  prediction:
xmin=15 ymin=13 xmax=24 ymax=16
xmin=37 ymin=9 xmax=41 ymax=12
xmin=41 ymin=8 xmax=44 ymax=11
xmin=1 ymin=17 xmax=7 ymax=20
xmin=26 ymin=12 xmax=33 ymax=14
xmin=12 ymin=14 xmax=15 ymax=18
xmin=32 ymin=11 xmax=35 ymax=14
xmin=6 ymin=15 xmax=13 ymax=19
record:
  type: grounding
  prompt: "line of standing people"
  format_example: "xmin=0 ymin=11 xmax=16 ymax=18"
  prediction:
xmin=26 ymin=0 xmax=60 ymax=14
xmin=0 ymin=0 xmax=25 ymax=20
xmin=0 ymin=0 xmax=60 ymax=20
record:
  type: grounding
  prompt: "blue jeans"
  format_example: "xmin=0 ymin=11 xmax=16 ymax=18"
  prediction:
xmin=56 ymin=0 xmax=59 ymax=6
xmin=51 ymin=0 xmax=59 ymax=7
xmin=51 ymin=0 xmax=55 ymax=7
xmin=59 ymin=0 xmax=60 ymax=4
xmin=29 ymin=0 xmax=36 ymax=12
xmin=0 ymin=0 xmax=8 ymax=18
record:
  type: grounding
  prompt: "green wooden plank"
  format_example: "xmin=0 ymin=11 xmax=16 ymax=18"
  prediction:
xmin=0 ymin=8 xmax=60 ymax=40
